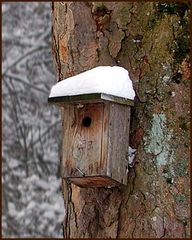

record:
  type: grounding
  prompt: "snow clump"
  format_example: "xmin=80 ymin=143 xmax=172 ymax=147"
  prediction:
xmin=49 ymin=66 xmax=135 ymax=100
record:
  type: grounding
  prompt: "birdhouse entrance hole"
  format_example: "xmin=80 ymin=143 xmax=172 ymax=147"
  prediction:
xmin=82 ymin=116 xmax=92 ymax=127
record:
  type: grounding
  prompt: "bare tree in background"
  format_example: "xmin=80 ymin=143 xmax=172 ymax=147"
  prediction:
xmin=2 ymin=3 xmax=64 ymax=237
xmin=52 ymin=2 xmax=190 ymax=238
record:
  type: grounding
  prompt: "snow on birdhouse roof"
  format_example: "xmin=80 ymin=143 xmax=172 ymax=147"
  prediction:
xmin=48 ymin=66 xmax=135 ymax=102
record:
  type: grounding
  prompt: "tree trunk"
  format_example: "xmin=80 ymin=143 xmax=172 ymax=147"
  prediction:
xmin=52 ymin=2 xmax=190 ymax=238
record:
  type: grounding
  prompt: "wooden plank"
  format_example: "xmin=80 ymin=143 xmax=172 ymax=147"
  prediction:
xmin=101 ymin=93 xmax=134 ymax=106
xmin=48 ymin=93 xmax=134 ymax=106
xmin=61 ymin=103 xmax=105 ymax=178
xmin=60 ymin=105 xmax=72 ymax=177
xmin=67 ymin=176 xmax=122 ymax=188
xmin=100 ymin=102 xmax=109 ymax=176
xmin=107 ymin=104 xmax=130 ymax=185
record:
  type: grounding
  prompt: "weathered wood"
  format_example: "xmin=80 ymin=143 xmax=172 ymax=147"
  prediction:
xmin=69 ymin=176 xmax=121 ymax=188
xmin=61 ymin=103 xmax=103 ymax=179
xmin=61 ymin=101 xmax=131 ymax=187
xmin=48 ymin=93 xmax=134 ymax=106
xmin=108 ymin=103 xmax=130 ymax=184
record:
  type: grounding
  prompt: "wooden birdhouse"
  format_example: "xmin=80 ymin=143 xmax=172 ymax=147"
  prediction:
xmin=48 ymin=66 xmax=135 ymax=188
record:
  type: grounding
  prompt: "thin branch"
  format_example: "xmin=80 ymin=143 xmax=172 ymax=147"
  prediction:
xmin=32 ymin=120 xmax=60 ymax=147
xmin=4 ymin=73 xmax=49 ymax=94
xmin=2 ymin=46 xmax=48 ymax=76
xmin=3 ymin=37 xmax=46 ymax=48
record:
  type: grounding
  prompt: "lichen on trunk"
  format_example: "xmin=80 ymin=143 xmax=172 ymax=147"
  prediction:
xmin=52 ymin=2 xmax=190 ymax=238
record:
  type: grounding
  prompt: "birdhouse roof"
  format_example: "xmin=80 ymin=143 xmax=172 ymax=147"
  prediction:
xmin=48 ymin=66 xmax=135 ymax=106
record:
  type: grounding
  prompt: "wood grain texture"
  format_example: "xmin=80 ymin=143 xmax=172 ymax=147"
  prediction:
xmin=69 ymin=176 xmax=121 ymax=188
xmin=108 ymin=103 xmax=130 ymax=184
xmin=61 ymin=103 xmax=104 ymax=178
xmin=61 ymin=101 xmax=130 ymax=187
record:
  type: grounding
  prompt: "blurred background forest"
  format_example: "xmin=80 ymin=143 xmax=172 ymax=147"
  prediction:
xmin=2 ymin=2 xmax=64 ymax=237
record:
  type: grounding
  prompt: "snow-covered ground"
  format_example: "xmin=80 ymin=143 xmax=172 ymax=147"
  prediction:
xmin=2 ymin=2 xmax=64 ymax=237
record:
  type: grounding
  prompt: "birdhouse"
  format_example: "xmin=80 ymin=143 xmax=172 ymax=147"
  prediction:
xmin=48 ymin=66 xmax=135 ymax=188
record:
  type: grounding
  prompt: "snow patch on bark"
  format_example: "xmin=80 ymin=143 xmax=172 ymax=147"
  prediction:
xmin=128 ymin=146 xmax=136 ymax=167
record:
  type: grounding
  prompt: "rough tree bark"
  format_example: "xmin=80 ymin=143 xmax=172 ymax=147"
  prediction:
xmin=52 ymin=2 xmax=190 ymax=238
